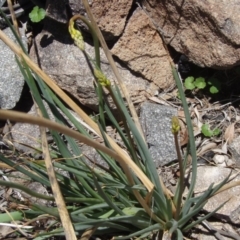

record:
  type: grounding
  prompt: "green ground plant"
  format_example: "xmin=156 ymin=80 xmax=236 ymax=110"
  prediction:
xmin=29 ymin=5 xmax=46 ymax=23
xmin=0 ymin=3 xmax=238 ymax=239
xmin=184 ymin=76 xmax=221 ymax=94
xmin=201 ymin=123 xmax=221 ymax=137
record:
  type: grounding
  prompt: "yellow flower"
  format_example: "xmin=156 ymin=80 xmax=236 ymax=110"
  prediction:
xmin=171 ymin=116 xmax=180 ymax=134
xmin=68 ymin=20 xmax=85 ymax=51
xmin=94 ymin=68 xmax=111 ymax=87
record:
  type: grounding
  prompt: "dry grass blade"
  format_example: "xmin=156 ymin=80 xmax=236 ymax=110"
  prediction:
xmin=0 ymin=29 xmax=154 ymax=192
xmin=4 ymin=209 xmax=32 ymax=238
xmin=195 ymin=170 xmax=240 ymax=197
xmin=7 ymin=0 xmax=20 ymax=37
xmin=197 ymin=142 xmax=217 ymax=156
xmin=213 ymin=179 xmax=240 ymax=196
xmin=0 ymin=162 xmax=14 ymax=169
xmin=39 ymin=121 xmax=77 ymax=239
xmin=81 ymin=0 xmax=146 ymax=143
xmin=36 ymin=101 xmax=76 ymax=238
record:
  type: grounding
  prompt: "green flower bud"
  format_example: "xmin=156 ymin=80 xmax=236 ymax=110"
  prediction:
xmin=94 ymin=68 xmax=111 ymax=87
xmin=69 ymin=20 xmax=85 ymax=51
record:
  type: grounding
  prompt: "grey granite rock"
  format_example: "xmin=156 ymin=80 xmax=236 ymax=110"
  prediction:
xmin=8 ymin=104 xmax=41 ymax=153
xmin=192 ymin=166 xmax=240 ymax=224
xmin=0 ymin=27 xmax=26 ymax=109
xmin=229 ymin=135 xmax=240 ymax=168
xmin=140 ymin=102 xmax=177 ymax=167
xmin=191 ymin=222 xmax=237 ymax=239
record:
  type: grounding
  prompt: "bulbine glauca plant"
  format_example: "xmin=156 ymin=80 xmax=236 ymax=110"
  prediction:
xmin=0 ymin=3 xmax=238 ymax=239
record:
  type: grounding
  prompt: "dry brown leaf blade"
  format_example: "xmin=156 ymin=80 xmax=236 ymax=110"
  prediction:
xmin=224 ymin=123 xmax=235 ymax=143
xmin=197 ymin=142 xmax=217 ymax=156
xmin=221 ymin=141 xmax=228 ymax=154
xmin=177 ymin=112 xmax=188 ymax=145
xmin=80 ymin=226 xmax=98 ymax=240
xmin=193 ymin=107 xmax=202 ymax=128
xmin=148 ymin=96 xmax=170 ymax=106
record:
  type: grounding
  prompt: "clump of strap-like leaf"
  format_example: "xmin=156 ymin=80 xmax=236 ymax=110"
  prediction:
xmin=0 ymin=6 xmax=232 ymax=240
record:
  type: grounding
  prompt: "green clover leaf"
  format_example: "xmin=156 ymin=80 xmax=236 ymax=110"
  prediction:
xmin=209 ymin=86 xmax=219 ymax=94
xmin=208 ymin=77 xmax=221 ymax=94
xmin=194 ymin=77 xmax=206 ymax=89
xmin=184 ymin=76 xmax=195 ymax=90
xmin=29 ymin=6 xmax=46 ymax=23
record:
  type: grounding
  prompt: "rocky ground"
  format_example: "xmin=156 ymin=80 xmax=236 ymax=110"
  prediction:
xmin=1 ymin=0 xmax=240 ymax=239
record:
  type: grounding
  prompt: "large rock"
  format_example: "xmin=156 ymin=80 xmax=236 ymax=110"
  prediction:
xmin=90 ymin=0 xmax=133 ymax=40
xmin=143 ymin=0 xmax=240 ymax=69
xmin=190 ymin=221 xmax=238 ymax=239
xmin=140 ymin=102 xmax=177 ymax=167
xmin=192 ymin=166 xmax=240 ymax=224
xmin=8 ymin=104 xmax=41 ymax=153
xmin=0 ymin=27 xmax=26 ymax=109
xmin=112 ymin=8 xmax=174 ymax=90
xmin=229 ymin=135 xmax=240 ymax=167
xmin=46 ymin=0 xmax=133 ymax=40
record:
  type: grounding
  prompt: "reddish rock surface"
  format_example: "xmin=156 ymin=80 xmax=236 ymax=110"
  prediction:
xmin=143 ymin=0 xmax=240 ymax=69
xmin=90 ymin=0 xmax=133 ymax=39
xmin=112 ymin=8 xmax=174 ymax=90
xmin=67 ymin=0 xmax=133 ymax=40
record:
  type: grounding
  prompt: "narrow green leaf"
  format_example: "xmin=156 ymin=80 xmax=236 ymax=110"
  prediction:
xmin=93 ymin=174 xmax=125 ymax=216
xmin=173 ymin=229 xmax=184 ymax=240
xmin=0 ymin=154 xmax=50 ymax=187
xmin=0 ymin=179 xmax=53 ymax=201
xmin=0 ymin=211 xmax=24 ymax=223
xmin=209 ymin=170 xmax=231 ymax=197
xmin=182 ymin=199 xmax=229 ymax=232
xmin=180 ymin=184 xmax=214 ymax=226
xmin=104 ymin=103 xmax=131 ymax=150
xmin=166 ymin=219 xmax=178 ymax=233
xmin=71 ymin=203 xmax=122 ymax=215
xmin=92 ymin=171 xmax=133 ymax=207
xmin=111 ymin=85 xmax=166 ymax=206
xmin=114 ymin=223 xmax=161 ymax=239
xmin=178 ymin=201 xmax=206 ymax=229
xmin=172 ymin=67 xmax=197 ymax=201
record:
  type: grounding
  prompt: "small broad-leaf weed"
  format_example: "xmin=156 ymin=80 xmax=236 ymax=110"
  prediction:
xmin=184 ymin=76 xmax=195 ymax=90
xmin=184 ymin=76 xmax=221 ymax=94
xmin=29 ymin=6 xmax=46 ymax=23
xmin=208 ymin=77 xmax=222 ymax=94
xmin=201 ymin=123 xmax=221 ymax=137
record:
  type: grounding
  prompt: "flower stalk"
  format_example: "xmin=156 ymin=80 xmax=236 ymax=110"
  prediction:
xmin=172 ymin=116 xmax=184 ymax=220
